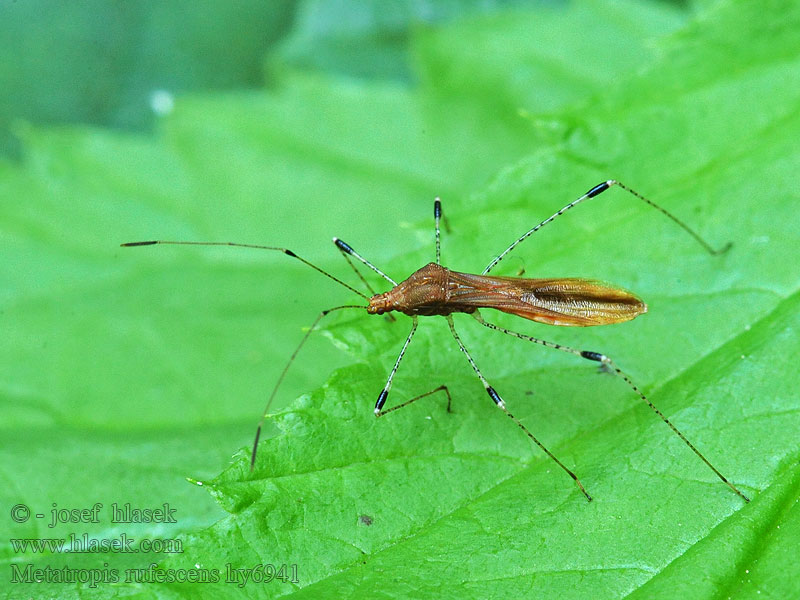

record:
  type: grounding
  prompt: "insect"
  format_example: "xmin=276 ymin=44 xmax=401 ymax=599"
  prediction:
xmin=123 ymin=180 xmax=750 ymax=503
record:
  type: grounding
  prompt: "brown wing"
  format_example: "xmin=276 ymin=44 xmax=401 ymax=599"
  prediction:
xmin=447 ymin=271 xmax=647 ymax=326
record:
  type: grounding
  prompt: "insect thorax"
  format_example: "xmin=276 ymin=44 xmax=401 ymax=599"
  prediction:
xmin=368 ymin=263 xmax=462 ymax=316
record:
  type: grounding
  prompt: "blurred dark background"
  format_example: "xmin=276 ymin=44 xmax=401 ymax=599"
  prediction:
xmin=0 ymin=0 xmax=688 ymax=159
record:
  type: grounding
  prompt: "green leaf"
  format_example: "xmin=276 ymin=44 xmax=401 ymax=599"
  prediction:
xmin=414 ymin=0 xmax=685 ymax=116
xmin=275 ymin=0 xmax=561 ymax=81
xmin=2 ymin=0 xmax=798 ymax=598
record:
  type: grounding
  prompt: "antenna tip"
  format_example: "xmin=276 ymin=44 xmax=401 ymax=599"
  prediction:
xmin=121 ymin=241 xmax=158 ymax=247
xmin=250 ymin=425 xmax=262 ymax=471
xmin=713 ymin=241 xmax=733 ymax=255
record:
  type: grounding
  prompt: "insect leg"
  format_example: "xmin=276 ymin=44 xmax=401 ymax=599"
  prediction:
xmin=483 ymin=180 xmax=730 ymax=275
xmin=332 ymin=237 xmax=397 ymax=286
xmin=375 ymin=385 xmax=452 ymax=417
xmin=434 ymin=198 xmax=443 ymax=265
xmin=471 ymin=311 xmax=751 ymax=502
xmin=446 ymin=315 xmax=592 ymax=502
xmin=333 ymin=239 xmax=397 ymax=321
xmin=374 ymin=317 xmax=419 ymax=414
xmin=251 ymin=304 xmax=367 ymax=470
xmin=336 ymin=242 xmax=377 ymax=295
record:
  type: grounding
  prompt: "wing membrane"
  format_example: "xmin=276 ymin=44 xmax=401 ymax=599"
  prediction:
xmin=447 ymin=271 xmax=647 ymax=326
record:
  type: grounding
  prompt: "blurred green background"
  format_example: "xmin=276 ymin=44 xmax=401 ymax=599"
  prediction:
xmin=0 ymin=0 xmax=561 ymax=157
xmin=2 ymin=0 xmax=799 ymax=598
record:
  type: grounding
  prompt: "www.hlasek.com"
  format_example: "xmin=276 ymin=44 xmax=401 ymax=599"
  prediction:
xmin=11 ymin=533 xmax=182 ymax=554
xmin=10 ymin=563 xmax=300 ymax=588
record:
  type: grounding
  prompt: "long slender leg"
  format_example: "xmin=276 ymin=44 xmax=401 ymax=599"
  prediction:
xmin=333 ymin=237 xmax=397 ymax=286
xmin=251 ymin=304 xmax=366 ymax=469
xmin=434 ymin=198 xmax=443 ymax=265
xmin=471 ymin=311 xmax=751 ymax=502
xmin=446 ymin=315 xmax=592 ymax=501
xmin=336 ymin=243 xmax=377 ymax=295
xmin=376 ymin=385 xmax=452 ymax=417
xmin=433 ymin=198 xmax=452 ymax=266
xmin=374 ymin=317 xmax=418 ymax=413
xmin=121 ymin=240 xmax=370 ymax=300
xmin=333 ymin=239 xmax=398 ymax=321
xmin=483 ymin=180 xmax=730 ymax=275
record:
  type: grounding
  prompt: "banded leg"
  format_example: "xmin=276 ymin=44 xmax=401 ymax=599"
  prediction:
xmin=333 ymin=237 xmax=397 ymax=286
xmin=446 ymin=315 xmax=592 ymax=502
xmin=251 ymin=304 xmax=366 ymax=469
xmin=374 ymin=317 xmax=419 ymax=414
xmin=334 ymin=238 xmax=397 ymax=321
xmin=335 ymin=241 xmax=377 ymax=295
xmin=433 ymin=197 xmax=452 ymax=267
xmin=434 ymin=198 xmax=443 ymax=265
xmin=471 ymin=311 xmax=751 ymax=502
xmin=483 ymin=180 xmax=730 ymax=275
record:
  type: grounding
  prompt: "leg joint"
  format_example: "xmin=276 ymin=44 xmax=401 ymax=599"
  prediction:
xmin=486 ymin=386 xmax=505 ymax=408
xmin=581 ymin=350 xmax=607 ymax=362
xmin=375 ymin=389 xmax=388 ymax=415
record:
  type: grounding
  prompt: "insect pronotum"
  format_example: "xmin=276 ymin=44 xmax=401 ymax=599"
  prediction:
xmin=123 ymin=180 xmax=750 ymax=503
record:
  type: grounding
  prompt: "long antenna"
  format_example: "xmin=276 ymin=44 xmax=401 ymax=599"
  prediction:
xmin=121 ymin=239 xmax=373 ymax=470
xmin=121 ymin=240 xmax=369 ymax=299
xmin=250 ymin=304 xmax=366 ymax=470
